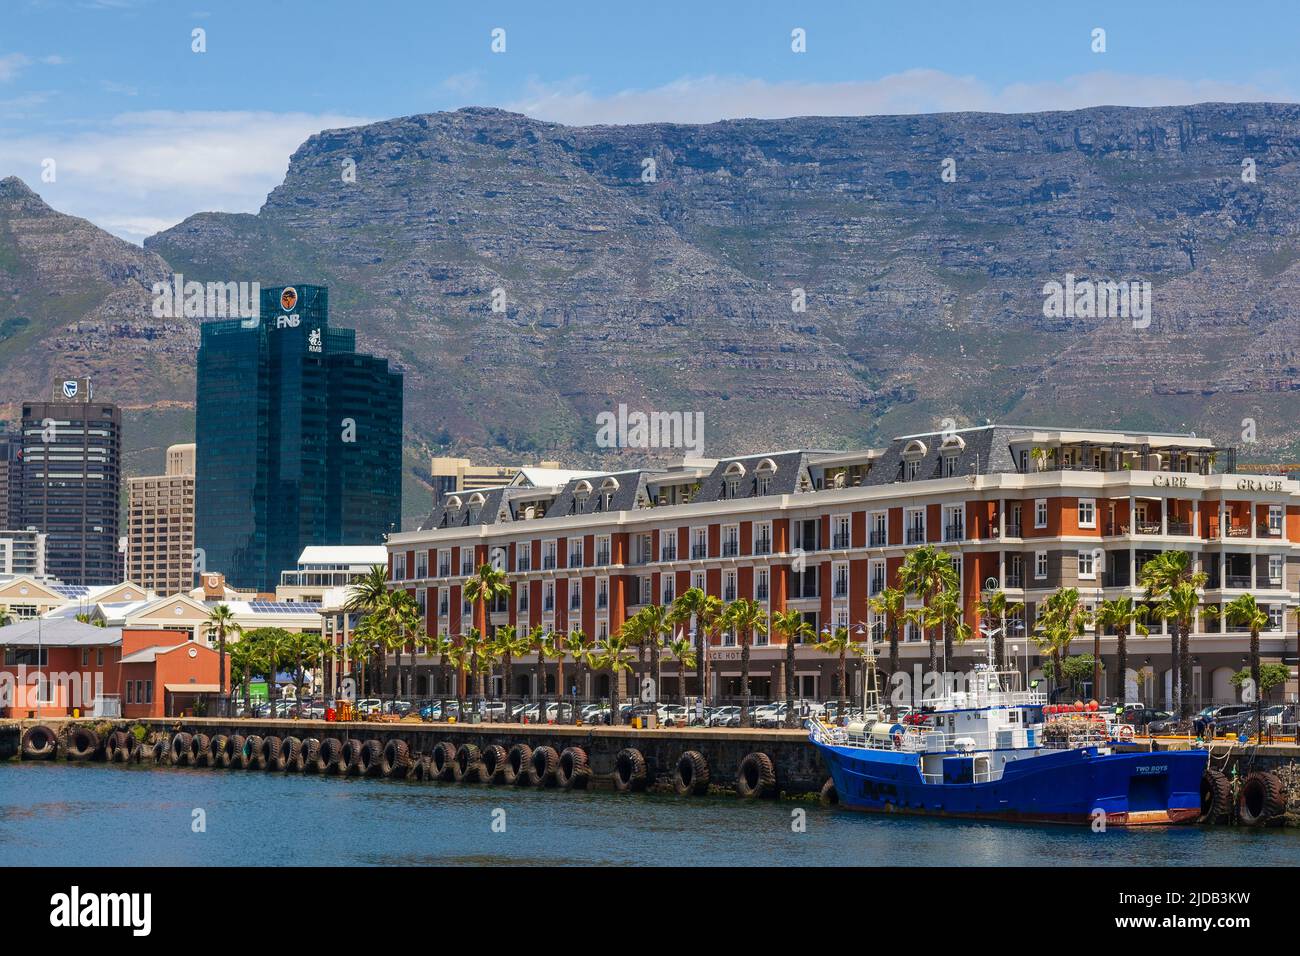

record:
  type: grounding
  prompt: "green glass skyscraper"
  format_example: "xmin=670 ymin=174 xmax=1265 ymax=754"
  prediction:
xmin=195 ymin=285 xmax=402 ymax=591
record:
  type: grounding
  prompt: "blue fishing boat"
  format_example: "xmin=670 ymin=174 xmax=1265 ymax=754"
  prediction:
xmin=808 ymin=657 xmax=1206 ymax=826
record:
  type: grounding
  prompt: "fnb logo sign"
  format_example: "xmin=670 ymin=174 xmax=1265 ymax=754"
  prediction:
xmin=275 ymin=315 xmax=300 ymax=329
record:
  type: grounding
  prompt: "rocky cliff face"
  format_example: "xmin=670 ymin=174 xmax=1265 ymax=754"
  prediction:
xmin=0 ymin=176 xmax=194 ymax=472
xmin=7 ymin=102 xmax=1300 ymax=515
xmin=144 ymin=104 xmax=1300 ymax=467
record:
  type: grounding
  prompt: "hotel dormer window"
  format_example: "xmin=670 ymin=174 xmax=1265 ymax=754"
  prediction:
xmin=467 ymin=492 xmax=484 ymax=523
xmin=901 ymin=439 xmax=927 ymax=481
xmin=942 ymin=455 xmax=958 ymax=477
xmin=722 ymin=461 xmax=746 ymax=499
xmin=755 ymin=459 xmax=776 ymax=496
xmin=601 ymin=476 xmax=619 ymax=511
xmin=573 ymin=480 xmax=592 ymax=514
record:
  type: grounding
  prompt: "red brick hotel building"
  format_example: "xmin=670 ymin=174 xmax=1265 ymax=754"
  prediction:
xmin=385 ymin=425 xmax=1298 ymax=708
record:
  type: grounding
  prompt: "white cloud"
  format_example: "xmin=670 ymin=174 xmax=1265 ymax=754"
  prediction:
xmin=0 ymin=109 xmax=369 ymax=244
xmin=505 ymin=70 xmax=1299 ymax=125
xmin=0 ymin=54 xmax=32 ymax=82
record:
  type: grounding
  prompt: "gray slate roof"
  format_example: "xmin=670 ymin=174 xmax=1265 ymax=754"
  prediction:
xmin=697 ymin=451 xmax=811 ymax=501
xmin=864 ymin=425 xmax=1024 ymax=485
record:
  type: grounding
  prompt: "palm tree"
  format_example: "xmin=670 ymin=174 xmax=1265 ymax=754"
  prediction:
xmin=281 ymin=631 xmax=330 ymax=707
xmin=446 ymin=640 xmax=470 ymax=718
xmin=1032 ymin=588 xmax=1087 ymax=701
xmin=492 ymin=624 xmax=531 ymax=709
xmin=381 ymin=589 xmax=420 ymax=700
xmin=463 ymin=562 xmax=510 ymax=649
xmin=537 ymin=629 xmax=564 ymax=713
xmin=344 ymin=565 xmax=393 ymax=701
xmin=598 ymin=630 xmax=636 ymax=724
xmin=868 ymin=586 xmax=906 ymax=687
xmin=665 ymin=635 xmax=697 ymax=706
xmin=928 ymin=587 xmax=971 ymax=675
xmin=229 ymin=635 xmax=261 ymax=715
xmin=771 ymin=609 xmax=814 ymax=727
xmin=620 ymin=610 xmax=649 ymax=695
xmin=1222 ymin=593 xmax=1270 ymax=739
xmin=724 ymin=598 xmax=768 ymax=728
xmin=898 ymin=545 xmax=957 ymax=679
xmin=814 ymin=625 xmax=857 ymax=719
xmin=1139 ymin=550 xmax=1205 ymax=719
xmin=1094 ymin=597 xmax=1148 ymax=703
xmin=554 ymin=628 xmax=585 ymax=719
xmin=524 ymin=624 xmax=548 ymax=701
xmin=462 ymin=626 xmax=488 ymax=701
xmin=975 ymin=589 xmax=1022 ymax=670
xmin=639 ymin=603 xmax=672 ymax=704
xmin=203 ymin=603 xmax=242 ymax=715
xmin=670 ymin=587 xmax=722 ymax=707
xmin=1150 ymin=581 xmax=1203 ymax=721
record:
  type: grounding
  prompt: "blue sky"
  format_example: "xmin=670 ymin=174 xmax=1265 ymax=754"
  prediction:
xmin=3 ymin=0 xmax=1298 ymax=242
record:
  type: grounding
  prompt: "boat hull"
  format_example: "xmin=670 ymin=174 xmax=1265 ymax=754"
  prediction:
xmin=814 ymin=740 xmax=1206 ymax=826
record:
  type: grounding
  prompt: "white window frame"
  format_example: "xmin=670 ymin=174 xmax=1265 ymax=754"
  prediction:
xmin=1078 ymin=498 xmax=1096 ymax=529
xmin=1268 ymin=554 xmax=1283 ymax=586
xmin=1035 ymin=499 xmax=1048 ymax=529
xmin=1077 ymin=550 xmax=1096 ymax=580
xmin=1035 ymin=550 xmax=1048 ymax=580
xmin=1269 ymin=505 xmax=1283 ymax=535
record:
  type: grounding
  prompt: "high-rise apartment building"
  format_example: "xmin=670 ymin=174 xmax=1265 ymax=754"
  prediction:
xmin=0 ymin=430 xmax=22 ymax=530
xmin=127 ymin=443 xmax=196 ymax=596
xmin=19 ymin=379 xmax=122 ymax=586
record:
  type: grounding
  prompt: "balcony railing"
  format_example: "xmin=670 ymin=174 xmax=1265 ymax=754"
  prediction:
xmin=691 ymin=544 xmax=708 ymax=559
xmin=724 ymin=587 xmax=737 ymax=601
xmin=1225 ymin=575 xmax=1253 ymax=589
xmin=754 ymin=539 xmax=772 ymax=555
xmin=516 ymin=558 xmax=531 ymax=572
xmin=906 ymin=528 xmax=926 ymax=545
xmin=756 ymin=585 xmax=769 ymax=600
xmin=944 ymin=523 xmax=965 ymax=542
xmin=568 ymin=552 xmax=583 ymax=568
xmin=1167 ymin=520 xmax=1192 ymax=536
xmin=1005 ymin=522 xmax=1022 ymax=538
xmin=569 ymin=598 xmax=581 ymax=611
xmin=597 ymin=594 xmax=608 ymax=610
xmin=1005 ymin=574 xmax=1024 ymax=589
xmin=833 ymin=532 xmax=851 ymax=549
xmin=869 ymin=530 xmax=887 ymax=547
xmin=833 ymin=583 xmax=848 ymax=599
xmin=722 ymin=541 xmax=739 ymax=557
xmin=438 ymin=563 xmax=451 ymax=577
xmin=543 ymin=598 xmax=555 ymax=612
xmin=542 ymin=555 xmax=556 ymax=570
xmin=595 ymin=549 xmax=610 ymax=566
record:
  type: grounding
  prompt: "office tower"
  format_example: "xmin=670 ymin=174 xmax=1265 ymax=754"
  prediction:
xmin=195 ymin=285 xmax=402 ymax=591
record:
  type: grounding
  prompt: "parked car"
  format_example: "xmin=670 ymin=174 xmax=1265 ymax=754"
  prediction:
xmin=1144 ymin=712 xmax=1180 ymax=735
xmin=1193 ymin=704 xmax=1251 ymax=736
xmin=1121 ymin=705 xmax=1169 ymax=728
xmin=707 ymin=705 xmax=740 ymax=728
xmin=661 ymin=704 xmax=691 ymax=726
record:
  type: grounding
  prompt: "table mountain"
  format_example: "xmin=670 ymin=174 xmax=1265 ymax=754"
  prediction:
xmin=145 ymin=103 xmax=1300 ymax=473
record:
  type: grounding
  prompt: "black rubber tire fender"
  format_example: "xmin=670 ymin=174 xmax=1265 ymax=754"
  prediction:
xmin=453 ymin=743 xmax=484 ymax=783
xmin=21 ymin=724 xmax=58 ymax=759
xmin=819 ymin=778 xmax=839 ymax=806
xmin=1199 ymin=768 xmax=1231 ymax=824
xmin=673 ymin=750 xmax=710 ymax=796
xmin=300 ymin=738 xmax=321 ymax=773
xmin=361 ymin=739 xmax=385 ymax=777
xmin=128 ymin=736 xmax=145 ymax=764
xmin=240 ymin=735 xmax=262 ymax=770
xmin=382 ymin=739 xmax=413 ymax=777
xmin=506 ymin=743 xmax=532 ymax=786
xmin=278 ymin=736 xmax=304 ymax=772
xmin=318 ymin=737 xmax=343 ymax=774
xmin=736 ymin=752 xmax=777 ymax=799
xmin=170 ymin=732 xmax=193 ymax=766
xmin=1238 ymin=771 xmax=1286 ymax=826
xmin=340 ymin=738 xmax=366 ymax=776
xmin=480 ymin=744 xmax=508 ymax=784
xmin=151 ymin=739 xmax=169 ymax=764
xmin=190 ymin=733 xmax=212 ymax=767
xmin=259 ymin=735 xmax=282 ymax=771
xmin=529 ymin=745 xmax=560 ymax=788
xmin=410 ymin=755 xmax=429 ymax=781
xmin=67 ymin=726 xmax=102 ymax=761
xmin=227 ymin=734 xmax=247 ymax=769
xmin=431 ymin=741 xmax=458 ymax=781
xmin=557 ymin=747 xmax=590 ymax=790
xmin=104 ymin=730 xmax=131 ymax=763
xmin=612 ymin=747 xmax=647 ymax=793
xmin=210 ymin=734 xmax=231 ymax=768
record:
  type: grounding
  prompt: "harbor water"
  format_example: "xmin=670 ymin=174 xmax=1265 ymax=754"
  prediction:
xmin=1 ymin=761 xmax=1296 ymax=866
